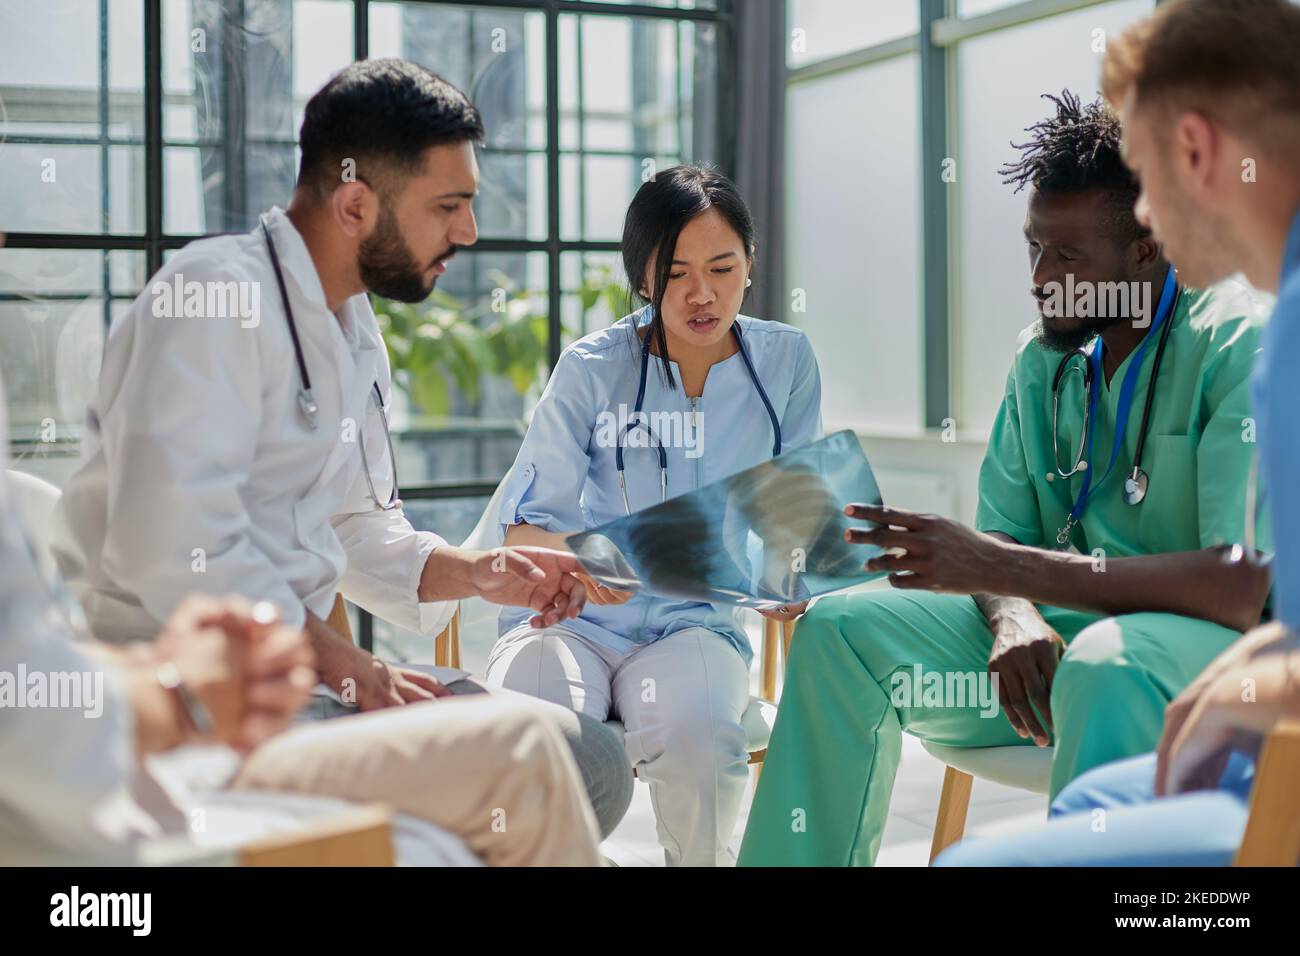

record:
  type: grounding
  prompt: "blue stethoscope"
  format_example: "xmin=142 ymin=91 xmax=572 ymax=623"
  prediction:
xmin=614 ymin=319 xmax=781 ymax=514
xmin=1049 ymin=265 xmax=1181 ymax=546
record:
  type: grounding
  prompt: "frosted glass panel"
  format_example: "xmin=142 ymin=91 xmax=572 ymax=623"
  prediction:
xmin=787 ymin=0 xmax=918 ymax=67
xmin=785 ymin=54 xmax=922 ymax=432
xmin=957 ymin=0 xmax=1029 ymax=17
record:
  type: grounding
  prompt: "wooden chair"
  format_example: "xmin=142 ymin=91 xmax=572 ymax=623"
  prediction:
xmin=433 ymin=605 xmax=794 ymax=782
xmin=924 ymin=743 xmax=1053 ymax=863
xmin=237 ymin=805 xmax=394 ymax=866
xmin=5 ymin=476 xmax=395 ymax=869
xmin=1234 ymin=718 xmax=1300 ymax=866
xmin=925 ymin=720 xmax=1300 ymax=866
xmin=4 ymin=805 xmax=395 ymax=866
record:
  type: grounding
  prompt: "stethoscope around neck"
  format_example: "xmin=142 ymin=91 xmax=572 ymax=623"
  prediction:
xmin=613 ymin=316 xmax=782 ymax=514
xmin=1047 ymin=265 xmax=1181 ymax=545
xmin=260 ymin=214 xmax=401 ymax=512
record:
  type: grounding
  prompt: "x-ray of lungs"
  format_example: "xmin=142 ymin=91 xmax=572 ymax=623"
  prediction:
xmin=567 ymin=430 xmax=888 ymax=609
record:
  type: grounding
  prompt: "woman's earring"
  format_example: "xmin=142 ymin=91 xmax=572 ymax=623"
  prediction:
xmin=745 ymin=278 xmax=752 ymax=288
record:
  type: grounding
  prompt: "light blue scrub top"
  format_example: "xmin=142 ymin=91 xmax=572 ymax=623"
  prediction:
xmin=493 ymin=307 xmax=824 ymax=663
xmin=1254 ymin=207 xmax=1300 ymax=634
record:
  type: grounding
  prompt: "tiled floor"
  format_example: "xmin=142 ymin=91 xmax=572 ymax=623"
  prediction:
xmin=441 ymin=598 xmax=1051 ymax=867
xmin=600 ymin=733 xmax=1050 ymax=867
xmin=598 ymin=611 xmax=1051 ymax=867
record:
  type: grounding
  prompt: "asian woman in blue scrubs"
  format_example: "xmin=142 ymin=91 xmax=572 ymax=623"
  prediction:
xmin=483 ymin=165 xmax=824 ymax=866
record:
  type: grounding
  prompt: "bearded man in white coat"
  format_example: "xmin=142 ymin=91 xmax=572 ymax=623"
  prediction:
xmin=49 ymin=58 xmax=632 ymax=838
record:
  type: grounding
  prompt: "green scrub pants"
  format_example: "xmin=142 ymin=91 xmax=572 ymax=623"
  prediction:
xmin=737 ymin=589 xmax=1242 ymax=867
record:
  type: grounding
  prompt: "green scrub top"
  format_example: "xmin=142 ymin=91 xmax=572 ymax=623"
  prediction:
xmin=976 ymin=283 xmax=1272 ymax=560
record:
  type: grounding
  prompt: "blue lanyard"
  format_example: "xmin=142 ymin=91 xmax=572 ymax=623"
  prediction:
xmin=1284 ymin=209 xmax=1300 ymax=282
xmin=1066 ymin=266 xmax=1179 ymax=526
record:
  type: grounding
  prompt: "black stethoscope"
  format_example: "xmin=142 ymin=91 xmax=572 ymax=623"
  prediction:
xmin=614 ymin=317 xmax=781 ymax=514
xmin=260 ymin=214 xmax=400 ymax=511
xmin=1047 ymin=265 xmax=1181 ymax=545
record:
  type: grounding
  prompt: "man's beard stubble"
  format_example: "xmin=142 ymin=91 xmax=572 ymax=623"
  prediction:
xmin=358 ymin=204 xmax=452 ymax=304
xmin=1033 ymin=311 xmax=1128 ymax=354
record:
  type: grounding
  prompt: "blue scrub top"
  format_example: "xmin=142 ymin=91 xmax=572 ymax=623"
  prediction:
xmin=493 ymin=307 xmax=824 ymax=662
xmin=1254 ymin=207 xmax=1300 ymax=634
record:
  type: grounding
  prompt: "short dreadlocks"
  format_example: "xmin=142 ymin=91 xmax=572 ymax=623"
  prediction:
xmin=999 ymin=89 xmax=1149 ymax=245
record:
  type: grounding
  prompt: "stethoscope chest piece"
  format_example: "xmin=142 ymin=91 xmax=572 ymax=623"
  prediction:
xmin=298 ymin=389 xmax=319 ymax=429
xmin=1123 ymin=468 xmax=1149 ymax=505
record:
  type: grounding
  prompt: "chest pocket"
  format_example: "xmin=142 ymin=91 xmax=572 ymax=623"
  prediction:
xmin=1137 ymin=434 xmax=1200 ymax=553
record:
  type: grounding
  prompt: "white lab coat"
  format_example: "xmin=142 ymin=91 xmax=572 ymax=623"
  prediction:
xmin=0 ymin=475 xmax=163 ymax=860
xmin=1 ymin=374 xmax=477 ymax=865
xmin=51 ymin=207 xmax=456 ymax=642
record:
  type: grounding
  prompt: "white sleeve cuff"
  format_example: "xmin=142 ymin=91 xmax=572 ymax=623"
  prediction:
xmin=413 ymin=536 xmax=457 ymax=636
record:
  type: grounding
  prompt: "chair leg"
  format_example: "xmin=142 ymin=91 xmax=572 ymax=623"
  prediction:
xmin=434 ymin=624 xmax=450 ymax=667
xmin=760 ymin=618 xmax=779 ymax=701
xmin=929 ymin=766 xmax=974 ymax=864
xmin=434 ymin=607 xmax=461 ymax=668
xmin=449 ymin=609 xmax=461 ymax=669
xmin=780 ymin=619 xmax=795 ymax=671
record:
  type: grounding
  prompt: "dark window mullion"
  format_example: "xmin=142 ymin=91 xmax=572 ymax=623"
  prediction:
xmin=920 ymin=0 xmax=951 ymax=428
xmin=144 ymin=0 xmax=163 ymax=276
xmin=99 ymin=0 xmax=112 ymax=330
xmin=222 ymin=0 xmax=248 ymax=232
xmin=576 ymin=16 xmax=588 ymax=243
xmin=545 ymin=2 xmax=562 ymax=367
xmin=355 ymin=0 xmax=369 ymax=58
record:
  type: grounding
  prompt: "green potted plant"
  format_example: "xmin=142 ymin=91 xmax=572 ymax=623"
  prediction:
xmin=372 ymin=265 xmax=627 ymax=421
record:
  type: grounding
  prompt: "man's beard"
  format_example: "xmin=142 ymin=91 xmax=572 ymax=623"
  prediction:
xmin=358 ymin=205 xmax=450 ymax=303
xmin=1033 ymin=312 xmax=1128 ymax=354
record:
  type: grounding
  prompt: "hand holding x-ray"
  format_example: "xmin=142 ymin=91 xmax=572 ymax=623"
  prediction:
xmin=566 ymin=431 xmax=889 ymax=609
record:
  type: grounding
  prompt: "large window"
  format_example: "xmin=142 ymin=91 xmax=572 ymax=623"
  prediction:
xmin=786 ymin=51 xmax=921 ymax=433
xmin=1 ymin=0 xmax=731 ymax=494
xmin=952 ymin=0 xmax=1155 ymax=431
xmin=784 ymin=0 xmax=1159 ymax=437
xmin=161 ymin=0 xmax=355 ymax=236
xmin=1 ymin=0 xmax=145 ymax=473
xmin=786 ymin=0 xmax=918 ymax=66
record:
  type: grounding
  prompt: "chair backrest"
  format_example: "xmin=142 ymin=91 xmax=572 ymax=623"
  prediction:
xmin=5 ymin=469 xmax=62 ymax=581
xmin=460 ymin=474 xmax=509 ymax=552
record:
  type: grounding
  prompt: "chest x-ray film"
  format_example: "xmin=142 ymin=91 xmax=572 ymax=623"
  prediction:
xmin=567 ymin=430 xmax=887 ymax=609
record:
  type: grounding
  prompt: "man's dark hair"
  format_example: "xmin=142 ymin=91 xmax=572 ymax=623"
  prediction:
xmin=999 ymin=89 xmax=1148 ymax=244
xmin=297 ymin=58 xmax=484 ymax=198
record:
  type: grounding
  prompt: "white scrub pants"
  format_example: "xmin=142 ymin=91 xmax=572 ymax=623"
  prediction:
xmin=486 ymin=624 xmax=750 ymax=867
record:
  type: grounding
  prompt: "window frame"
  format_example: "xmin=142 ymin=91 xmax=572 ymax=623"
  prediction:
xmin=3 ymin=0 xmax=737 ymax=473
xmin=783 ymin=0 xmax=1165 ymax=439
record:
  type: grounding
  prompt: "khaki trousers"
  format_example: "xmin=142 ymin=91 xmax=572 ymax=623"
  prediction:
xmin=231 ymin=691 xmax=602 ymax=867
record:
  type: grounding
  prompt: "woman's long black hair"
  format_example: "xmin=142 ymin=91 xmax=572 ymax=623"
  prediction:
xmin=621 ymin=164 xmax=756 ymax=389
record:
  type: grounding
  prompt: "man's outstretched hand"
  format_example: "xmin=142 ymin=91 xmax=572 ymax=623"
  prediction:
xmin=843 ymin=503 xmax=1006 ymax=594
xmin=467 ymin=546 xmax=591 ymax=628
